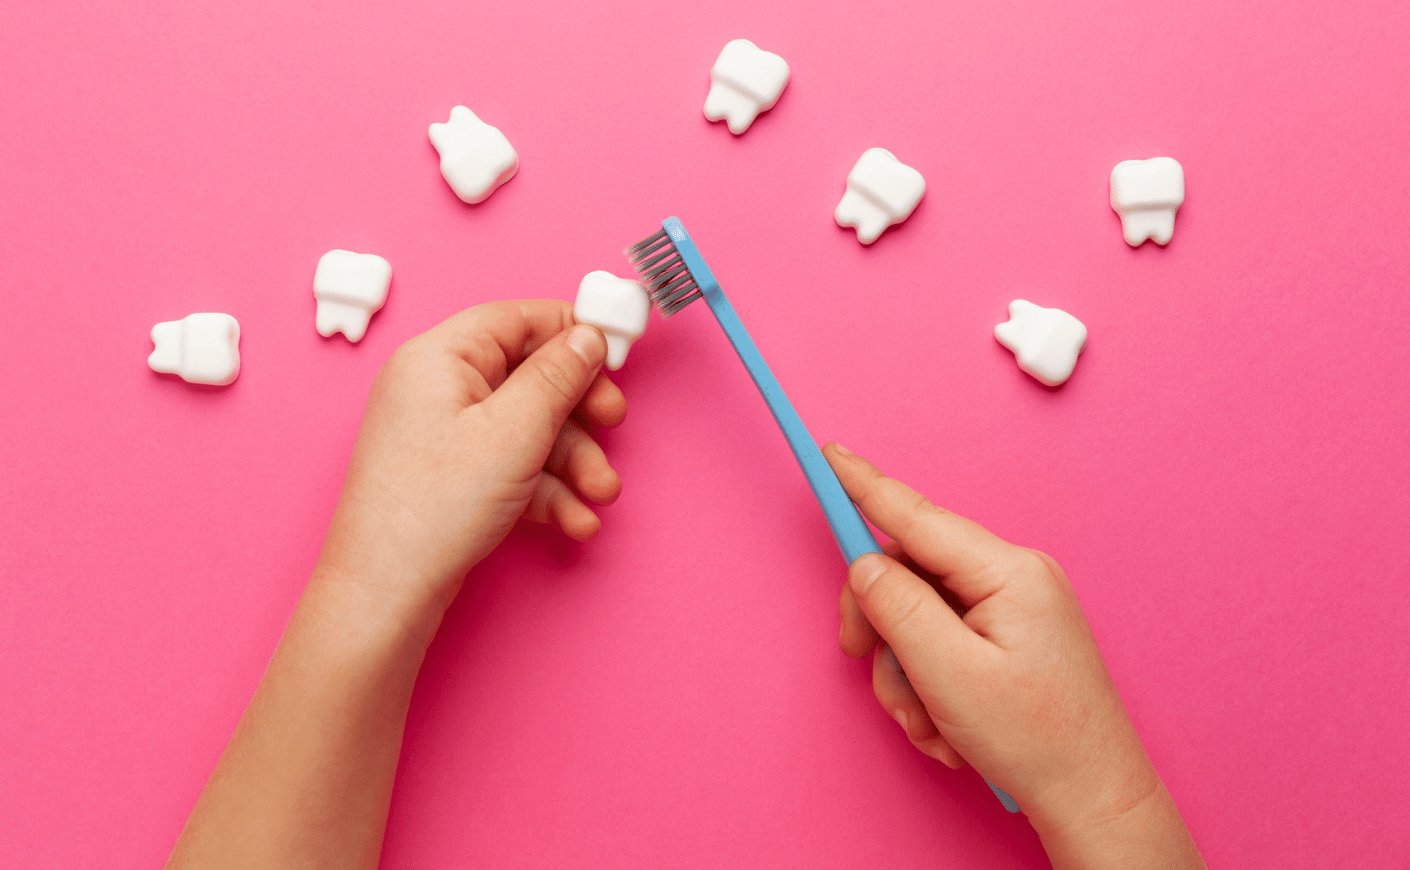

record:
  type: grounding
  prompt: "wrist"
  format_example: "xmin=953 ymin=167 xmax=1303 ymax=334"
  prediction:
xmin=1032 ymin=775 xmax=1204 ymax=870
xmin=308 ymin=558 xmax=452 ymax=657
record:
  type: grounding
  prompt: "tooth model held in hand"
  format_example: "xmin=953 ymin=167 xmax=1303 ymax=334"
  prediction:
xmin=428 ymin=106 xmax=518 ymax=204
xmin=703 ymin=39 xmax=790 ymax=134
xmin=994 ymin=300 xmax=1087 ymax=387
xmin=834 ymin=148 xmax=926 ymax=244
xmin=574 ymin=271 xmax=649 ymax=371
xmin=148 ymin=313 xmax=241 ymax=386
xmin=312 ymin=250 xmax=392 ymax=342
xmin=1110 ymin=157 xmax=1184 ymax=246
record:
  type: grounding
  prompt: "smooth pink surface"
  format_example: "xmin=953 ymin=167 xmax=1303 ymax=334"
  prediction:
xmin=2 ymin=0 xmax=1408 ymax=866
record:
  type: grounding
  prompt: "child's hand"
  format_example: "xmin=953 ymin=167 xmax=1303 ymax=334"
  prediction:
xmin=317 ymin=301 xmax=625 ymax=636
xmin=824 ymin=444 xmax=1203 ymax=868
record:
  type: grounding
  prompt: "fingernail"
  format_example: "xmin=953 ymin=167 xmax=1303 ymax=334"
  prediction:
xmin=832 ymin=443 xmax=855 ymax=457
xmin=851 ymin=553 xmax=886 ymax=594
xmin=567 ymin=325 xmax=605 ymax=364
xmin=893 ymin=709 xmax=909 ymax=734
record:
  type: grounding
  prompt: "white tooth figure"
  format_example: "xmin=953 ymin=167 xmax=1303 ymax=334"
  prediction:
xmin=428 ymin=106 xmax=518 ymax=204
xmin=703 ymin=39 xmax=790 ymax=134
xmin=834 ymin=148 xmax=926 ymax=244
xmin=573 ymin=271 xmax=649 ymax=371
xmin=994 ymin=300 xmax=1088 ymax=387
xmin=312 ymin=250 xmax=392 ymax=342
xmin=1110 ymin=157 xmax=1184 ymax=246
xmin=148 ymin=313 xmax=241 ymax=386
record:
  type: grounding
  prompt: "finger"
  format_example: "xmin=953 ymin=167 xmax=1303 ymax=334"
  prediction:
xmin=840 ymin=534 xmax=915 ymax=658
xmin=824 ymin=443 xmax=1028 ymax=606
xmin=523 ymin=473 xmax=601 ymax=542
xmin=577 ymin=372 xmax=627 ymax=429
xmin=545 ymin=419 xmax=621 ymax=506
xmin=487 ymin=324 xmax=608 ymax=446
xmin=839 ymin=583 xmax=880 ymax=659
xmin=847 ymin=551 xmax=982 ymax=691
xmin=873 ymin=645 xmax=965 ymax=769
xmin=883 ymin=538 xmax=972 ymax=617
xmin=424 ymin=300 xmax=576 ymax=390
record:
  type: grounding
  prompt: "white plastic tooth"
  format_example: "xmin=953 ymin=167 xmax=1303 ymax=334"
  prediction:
xmin=1109 ymin=157 xmax=1184 ymax=246
xmin=148 ymin=313 xmax=241 ymax=386
xmin=573 ymin=271 xmax=650 ymax=371
xmin=994 ymin=300 xmax=1087 ymax=387
xmin=312 ymin=250 xmax=392 ymax=343
xmin=703 ymin=39 xmax=790 ymax=135
xmin=428 ymin=106 xmax=518 ymax=204
xmin=834 ymin=148 xmax=926 ymax=244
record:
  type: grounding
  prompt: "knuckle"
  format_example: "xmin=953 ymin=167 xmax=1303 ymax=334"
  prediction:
xmin=1026 ymin=548 xmax=1066 ymax=578
xmin=377 ymin=338 xmax=429 ymax=386
xmin=906 ymin=488 xmax=935 ymax=516
xmin=876 ymin=578 xmax=927 ymax=633
xmin=1014 ymin=548 xmax=1066 ymax=587
xmin=551 ymin=422 xmax=590 ymax=471
xmin=464 ymin=332 xmax=506 ymax=379
xmin=534 ymin=353 xmax=583 ymax=406
xmin=872 ymin=679 xmax=897 ymax=713
xmin=896 ymin=491 xmax=937 ymax=539
xmin=996 ymin=548 xmax=1075 ymax=613
xmin=386 ymin=336 xmax=423 ymax=370
xmin=545 ymin=428 xmax=572 ymax=470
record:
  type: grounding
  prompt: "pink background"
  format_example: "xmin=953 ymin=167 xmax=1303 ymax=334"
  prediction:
xmin=2 ymin=0 xmax=1408 ymax=866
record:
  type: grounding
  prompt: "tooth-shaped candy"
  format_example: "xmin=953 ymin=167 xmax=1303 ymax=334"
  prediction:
xmin=1110 ymin=157 xmax=1184 ymax=246
xmin=148 ymin=313 xmax=241 ymax=386
xmin=428 ymin=106 xmax=518 ymax=204
xmin=313 ymin=250 xmax=392 ymax=342
xmin=703 ymin=39 xmax=790 ymax=135
xmin=573 ymin=271 xmax=649 ymax=371
xmin=994 ymin=300 xmax=1087 ymax=387
xmin=834 ymin=148 xmax=926 ymax=244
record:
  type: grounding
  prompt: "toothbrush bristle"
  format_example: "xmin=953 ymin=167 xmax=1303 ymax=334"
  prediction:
xmin=625 ymin=228 xmax=702 ymax=316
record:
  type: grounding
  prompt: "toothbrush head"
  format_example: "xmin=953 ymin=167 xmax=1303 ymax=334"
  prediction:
xmin=625 ymin=218 xmax=711 ymax=317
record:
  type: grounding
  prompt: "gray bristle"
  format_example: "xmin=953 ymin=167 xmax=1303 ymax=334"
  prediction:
xmin=625 ymin=227 xmax=702 ymax=316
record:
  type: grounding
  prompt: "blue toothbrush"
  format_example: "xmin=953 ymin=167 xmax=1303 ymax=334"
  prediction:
xmin=625 ymin=217 xmax=1021 ymax=814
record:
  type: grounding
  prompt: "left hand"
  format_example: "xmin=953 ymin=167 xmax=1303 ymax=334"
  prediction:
xmin=316 ymin=300 xmax=626 ymax=640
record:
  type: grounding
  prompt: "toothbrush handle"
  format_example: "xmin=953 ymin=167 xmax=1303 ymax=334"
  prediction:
xmin=701 ymin=289 xmax=879 ymax=563
xmin=663 ymin=215 xmax=1018 ymax=812
xmin=699 ymin=287 xmax=1022 ymax=815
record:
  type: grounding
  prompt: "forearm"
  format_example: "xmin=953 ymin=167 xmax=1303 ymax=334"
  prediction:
xmin=167 ymin=566 xmax=435 ymax=870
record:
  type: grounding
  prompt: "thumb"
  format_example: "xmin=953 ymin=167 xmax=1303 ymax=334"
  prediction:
xmin=490 ymin=324 xmax=606 ymax=436
xmin=848 ymin=552 xmax=978 ymax=685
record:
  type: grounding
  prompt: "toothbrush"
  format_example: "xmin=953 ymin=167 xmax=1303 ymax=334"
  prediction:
xmin=625 ymin=217 xmax=1021 ymax=814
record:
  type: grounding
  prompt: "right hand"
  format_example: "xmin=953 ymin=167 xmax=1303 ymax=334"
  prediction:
xmin=824 ymin=443 xmax=1202 ymax=867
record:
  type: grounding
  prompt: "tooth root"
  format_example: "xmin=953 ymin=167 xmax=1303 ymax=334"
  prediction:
xmin=147 ymin=321 xmax=183 ymax=375
xmin=604 ymin=335 xmax=630 ymax=370
xmin=834 ymin=148 xmax=926 ymax=244
xmin=834 ymin=189 xmax=889 ymax=244
xmin=148 ymin=313 xmax=241 ymax=386
xmin=703 ymin=39 xmax=790 ymax=135
xmin=703 ymin=83 xmax=762 ymax=134
xmin=1120 ymin=210 xmax=1176 ymax=246
xmin=312 ymin=250 xmax=392 ymax=343
xmin=1110 ymin=157 xmax=1184 ymax=247
xmin=428 ymin=105 xmax=518 ymax=204
xmin=316 ymin=299 xmax=371 ymax=342
xmin=994 ymin=300 xmax=1087 ymax=387
xmin=574 ymin=271 xmax=650 ymax=371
